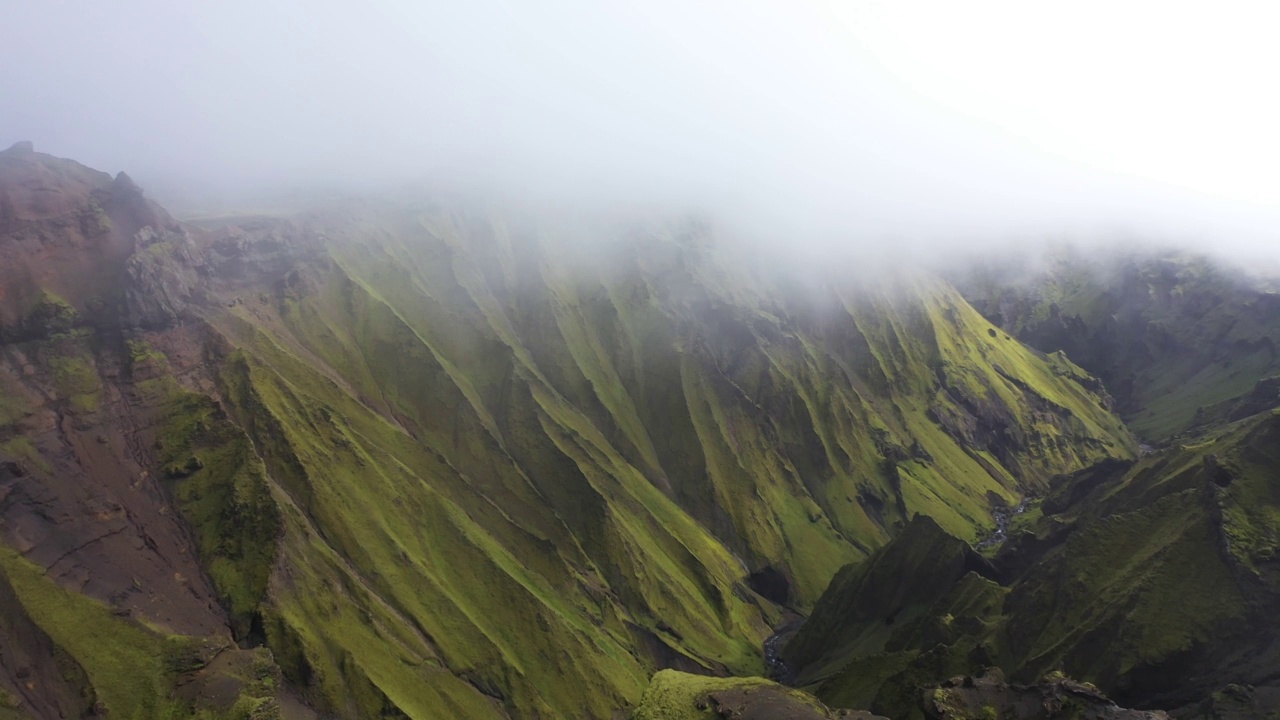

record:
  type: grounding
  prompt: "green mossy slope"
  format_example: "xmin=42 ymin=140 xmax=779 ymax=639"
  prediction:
xmin=788 ymin=402 xmax=1280 ymax=718
xmin=961 ymin=251 xmax=1280 ymax=440
xmin=0 ymin=183 xmax=1136 ymax=719
xmin=784 ymin=515 xmax=996 ymax=684
xmin=187 ymin=210 xmax=1132 ymax=717
xmin=133 ymin=341 xmax=282 ymax=638
xmin=0 ymin=549 xmax=280 ymax=720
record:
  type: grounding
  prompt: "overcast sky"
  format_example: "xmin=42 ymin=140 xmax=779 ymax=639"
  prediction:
xmin=4 ymin=0 xmax=1279 ymax=256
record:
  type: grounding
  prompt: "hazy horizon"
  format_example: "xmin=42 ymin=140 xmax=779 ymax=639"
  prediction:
xmin=5 ymin=1 xmax=1279 ymax=263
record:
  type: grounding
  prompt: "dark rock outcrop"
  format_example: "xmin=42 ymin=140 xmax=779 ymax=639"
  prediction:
xmin=922 ymin=669 xmax=1169 ymax=720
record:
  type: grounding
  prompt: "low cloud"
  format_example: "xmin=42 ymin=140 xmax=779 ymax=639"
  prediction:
xmin=4 ymin=0 xmax=1279 ymax=266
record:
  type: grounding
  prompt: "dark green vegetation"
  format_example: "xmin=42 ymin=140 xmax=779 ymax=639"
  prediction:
xmin=783 ymin=379 xmax=1280 ymax=718
xmin=147 ymin=347 xmax=282 ymax=637
xmin=917 ymin=668 xmax=1169 ymax=720
xmin=0 ymin=145 xmax=1144 ymax=718
xmin=961 ymin=251 xmax=1280 ymax=440
xmin=6 ymin=143 xmax=1277 ymax=720
xmin=0 ymin=546 xmax=281 ymax=720
xmin=182 ymin=207 xmax=1132 ymax=717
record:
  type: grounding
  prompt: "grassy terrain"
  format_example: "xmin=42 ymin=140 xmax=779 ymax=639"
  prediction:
xmin=788 ymin=402 xmax=1280 ymax=718
xmin=0 ymin=204 xmax=1136 ymax=718
xmin=961 ymin=251 xmax=1280 ymax=440
xmin=0 ymin=548 xmax=179 ymax=718
xmin=0 ymin=549 xmax=280 ymax=719
xmin=201 ymin=211 xmax=1134 ymax=717
xmin=125 ymin=340 xmax=283 ymax=637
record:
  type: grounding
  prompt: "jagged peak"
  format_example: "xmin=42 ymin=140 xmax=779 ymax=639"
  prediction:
xmin=3 ymin=140 xmax=34 ymax=155
xmin=112 ymin=170 xmax=140 ymax=192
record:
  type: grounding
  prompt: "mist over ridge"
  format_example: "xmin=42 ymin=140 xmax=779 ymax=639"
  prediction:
xmin=4 ymin=0 xmax=1279 ymax=267
xmin=7 ymin=7 xmax=1280 ymax=719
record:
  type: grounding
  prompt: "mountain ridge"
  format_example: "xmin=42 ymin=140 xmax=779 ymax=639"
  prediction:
xmin=0 ymin=146 xmax=1135 ymax=718
xmin=958 ymin=250 xmax=1280 ymax=440
xmin=782 ymin=383 xmax=1280 ymax=719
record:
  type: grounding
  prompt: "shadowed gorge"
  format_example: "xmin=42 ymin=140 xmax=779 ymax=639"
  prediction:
xmin=783 ymin=407 xmax=1280 ymax=719
xmin=0 ymin=146 xmax=1144 ymax=718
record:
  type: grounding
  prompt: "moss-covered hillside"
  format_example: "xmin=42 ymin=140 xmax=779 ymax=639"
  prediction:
xmin=0 ymin=147 xmax=1135 ymax=718
xmin=784 ymin=399 xmax=1280 ymax=719
xmin=960 ymin=250 xmax=1280 ymax=440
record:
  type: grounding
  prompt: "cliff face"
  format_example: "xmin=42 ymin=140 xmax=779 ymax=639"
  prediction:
xmin=0 ymin=147 xmax=1134 ymax=719
xmin=0 ymin=142 xmax=182 ymax=340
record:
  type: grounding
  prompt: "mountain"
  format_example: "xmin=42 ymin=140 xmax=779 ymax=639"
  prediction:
xmin=784 ymin=272 xmax=1280 ymax=718
xmin=959 ymin=250 xmax=1280 ymax=440
xmin=0 ymin=144 xmax=1135 ymax=719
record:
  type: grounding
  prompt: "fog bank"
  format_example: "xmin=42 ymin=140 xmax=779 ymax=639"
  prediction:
xmin=4 ymin=1 xmax=1279 ymax=263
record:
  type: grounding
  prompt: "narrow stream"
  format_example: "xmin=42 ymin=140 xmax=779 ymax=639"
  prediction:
xmin=975 ymin=496 xmax=1033 ymax=550
xmin=763 ymin=621 xmax=802 ymax=682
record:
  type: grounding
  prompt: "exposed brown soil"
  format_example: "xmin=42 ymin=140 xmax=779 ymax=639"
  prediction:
xmin=0 ymin=143 xmax=244 ymax=717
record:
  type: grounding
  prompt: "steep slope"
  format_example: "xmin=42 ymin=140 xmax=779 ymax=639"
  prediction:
xmin=0 ymin=145 xmax=1135 ymax=718
xmin=783 ymin=515 xmax=997 ymax=685
xmin=785 ymin=400 xmax=1280 ymax=718
xmin=960 ymin=250 xmax=1280 ymax=440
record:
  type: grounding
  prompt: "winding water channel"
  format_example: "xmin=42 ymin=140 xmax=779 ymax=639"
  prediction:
xmin=975 ymin=496 xmax=1033 ymax=550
